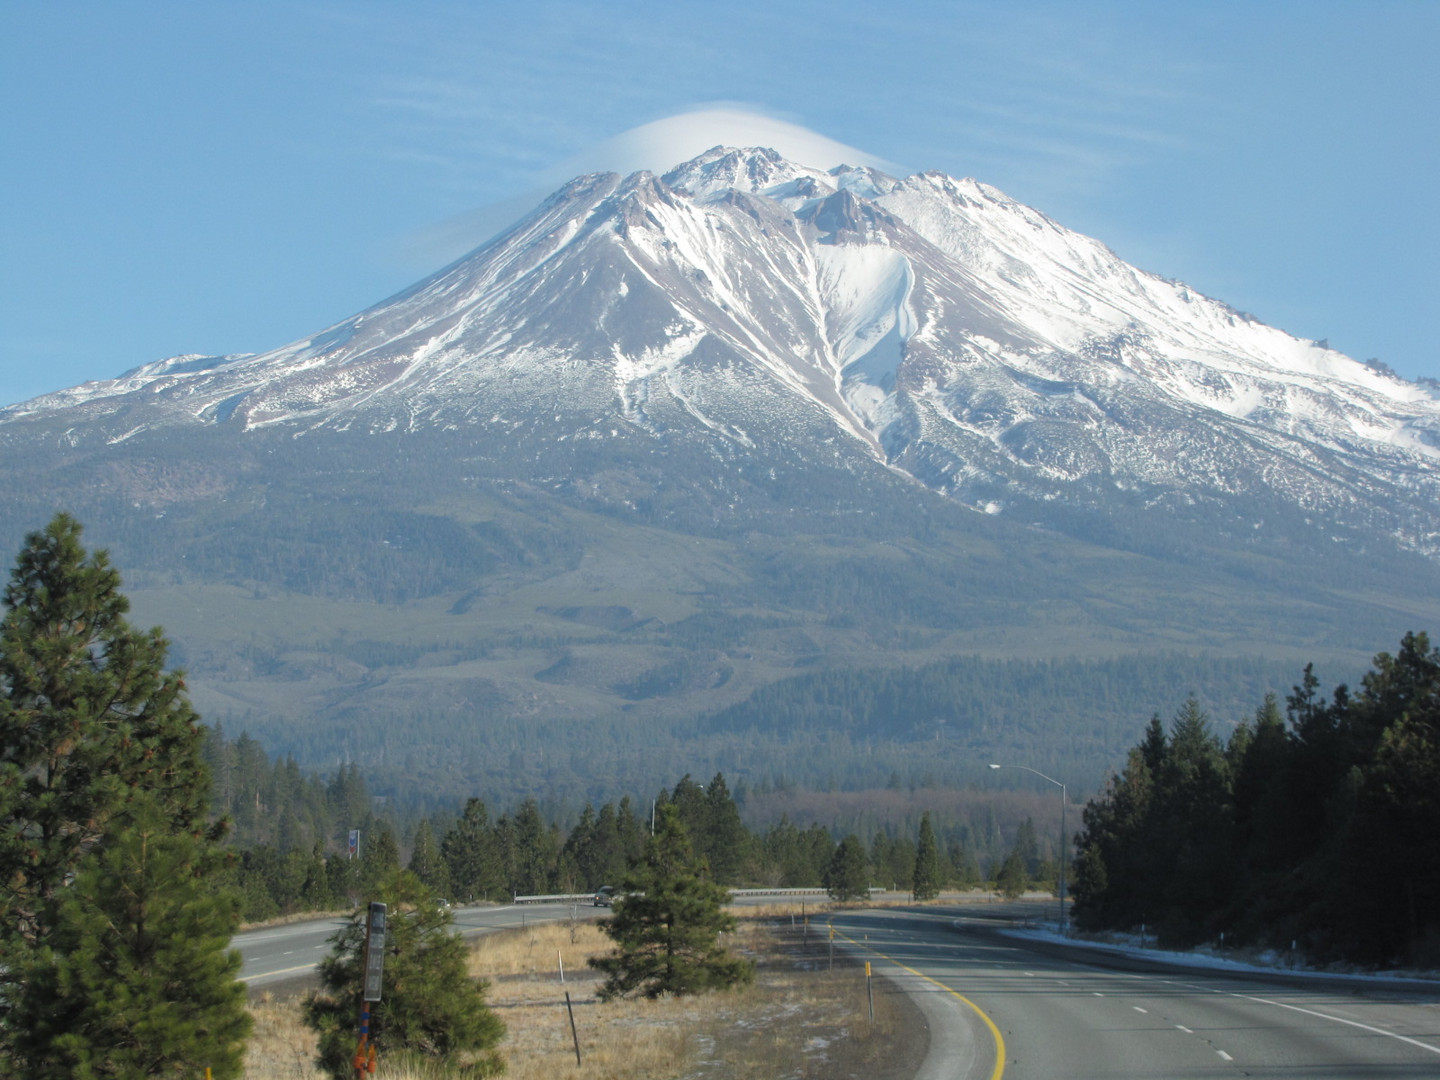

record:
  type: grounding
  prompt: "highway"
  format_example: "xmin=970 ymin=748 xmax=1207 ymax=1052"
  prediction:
xmin=236 ymin=901 xmax=591 ymax=988
xmin=830 ymin=906 xmax=1440 ymax=1080
xmin=240 ymin=899 xmax=1440 ymax=1077
xmin=236 ymin=891 xmax=823 ymax=987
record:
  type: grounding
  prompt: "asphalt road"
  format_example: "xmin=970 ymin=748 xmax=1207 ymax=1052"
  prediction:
xmin=236 ymin=901 xmax=594 ymax=988
xmin=236 ymin=891 xmax=823 ymax=987
xmin=829 ymin=906 xmax=1440 ymax=1080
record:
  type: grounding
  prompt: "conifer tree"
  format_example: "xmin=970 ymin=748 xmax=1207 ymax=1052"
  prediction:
xmin=701 ymin=772 xmax=749 ymax=884
xmin=590 ymin=803 xmax=753 ymax=1000
xmin=0 ymin=514 xmax=217 ymax=957
xmin=441 ymin=797 xmax=503 ymax=902
xmin=361 ymin=820 xmax=401 ymax=895
xmin=407 ymin=820 xmax=449 ymax=898
xmin=995 ymin=848 xmax=1028 ymax=900
xmin=824 ymin=834 xmax=868 ymax=901
xmin=305 ymin=870 xmax=504 ymax=1079
xmin=13 ymin=797 xmax=252 ymax=1080
xmin=0 ymin=514 xmax=226 ymax=1069
xmin=913 ymin=812 xmax=943 ymax=901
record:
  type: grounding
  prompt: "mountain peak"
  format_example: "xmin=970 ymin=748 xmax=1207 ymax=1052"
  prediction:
xmin=661 ymin=145 xmax=832 ymax=201
xmin=4 ymin=145 xmax=1437 ymax=558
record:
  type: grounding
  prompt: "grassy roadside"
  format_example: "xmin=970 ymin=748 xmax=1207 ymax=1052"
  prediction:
xmin=242 ymin=903 xmax=927 ymax=1079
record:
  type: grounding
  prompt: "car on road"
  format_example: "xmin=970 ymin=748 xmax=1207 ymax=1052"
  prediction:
xmin=593 ymin=885 xmax=615 ymax=907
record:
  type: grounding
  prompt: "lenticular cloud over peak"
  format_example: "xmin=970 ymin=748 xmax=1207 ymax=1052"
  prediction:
xmin=545 ymin=107 xmax=901 ymax=181
xmin=405 ymin=108 xmax=900 ymax=267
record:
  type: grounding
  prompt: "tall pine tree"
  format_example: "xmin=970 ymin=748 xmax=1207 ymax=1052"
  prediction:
xmin=824 ymin=834 xmax=868 ymax=902
xmin=590 ymin=803 xmax=753 ymax=1000
xmin=13 ymin=797 xmax=252 ymax=1079
xmin=0 ymin=514 xmax=217 ymax=957
xmin=913 ymin=812 xmax=943 ymax=901
xmin=0 ymin=515 xmax=240 ymax=1074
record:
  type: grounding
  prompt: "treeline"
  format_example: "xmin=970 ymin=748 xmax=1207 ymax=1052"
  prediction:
xmin=1073 ymin=631 xmax=1440 ymax=967
xmin=404 ymin=773 xmax=1044 ymax=904
xmin=209 ymin=746 xmax=1064 ymax=921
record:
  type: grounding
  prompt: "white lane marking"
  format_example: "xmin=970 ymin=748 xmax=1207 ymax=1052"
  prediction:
xmin=239 ymin=962 xmax=319 ymax=982
xmin=1217 ymin=1051 xmax=1233 ymax=1061
xmin=283 ymin=950 xmax=296 ymax=956
xmin=1093 ymin=992 xmax=1104 ymax=997
xmin=1133 ymin=1006 xmax=1148 ymax=1014
xmin=1176 ymin=1025 xmax=1193 ymax=1034
xmin=1228 ymin=991 xmax=1440 ymax=1057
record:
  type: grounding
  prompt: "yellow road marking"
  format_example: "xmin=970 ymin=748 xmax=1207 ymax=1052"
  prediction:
xmin=830 ymin=918 xmax=1006 ymax=1080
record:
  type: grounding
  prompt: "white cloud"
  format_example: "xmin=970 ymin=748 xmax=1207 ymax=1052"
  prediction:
xmin=540 ymin=104 xmax=901 ymax=182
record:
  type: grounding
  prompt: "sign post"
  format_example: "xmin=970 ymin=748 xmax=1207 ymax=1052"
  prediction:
xmin=353 ymin=901 xmax=386 ymax=1078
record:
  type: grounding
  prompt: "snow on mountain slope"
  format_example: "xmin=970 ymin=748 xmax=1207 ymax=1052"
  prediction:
xmin=4 ymin=146 xmax=1437 ymax=553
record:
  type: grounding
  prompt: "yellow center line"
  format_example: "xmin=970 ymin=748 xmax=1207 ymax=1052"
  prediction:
xmin=829 ymin=918 xmax=1006 ymax=1080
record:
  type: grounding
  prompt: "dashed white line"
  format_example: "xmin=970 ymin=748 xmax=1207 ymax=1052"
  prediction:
xmin=1175 ymin=1025 xmax=1193 ymax=1034
xmin=1133 ymin=1006 xmax=1148 ymax=1014
xmin=1217 ymin=1051 xmax=1234 ymax=1061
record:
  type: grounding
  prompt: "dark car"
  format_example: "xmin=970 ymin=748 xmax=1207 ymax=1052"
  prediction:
xmin=593 ymin=885 xmax=616 ymax=907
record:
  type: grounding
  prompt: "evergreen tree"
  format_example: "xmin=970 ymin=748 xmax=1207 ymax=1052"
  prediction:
xmin=499 ymin=797 xmax=555 ymax=897
xmin=1012 ymin=818 xmax=1041 ymax=878
xmin=13 ymin=797 xmax=251 ymax=1080
xmin=407 ymin=820 xmax=449 ymax=898
xmin=0 ymin=515 xmax=217 ymax=960
xmin=1319 ymin=632 xmax=1440 ymax=963
xmin=824 ymin=834 xmax=868 ymax=901
xmin=701 ymin=772 xmax=749 ymax=884
xmin=361 ymin=820 xmax=401 ymax=896
xmin=1152 ymin=698 xmax=1234 ymax=944
xmin=594 ymin=801 xmax=631 ymax=882
xmin=590 ymin=803 xmax=753 ymax=1000
xmin=913 ymin=812 xmax=943 ymax=901
xmin=0 ymin=514 xmax=225 ymax=1069
xmin=995 ymin=848 xmax=1028 ymax=901
xmin=304 ymin=870 xmax=504 ymax=1079
xmin=616 ymin=795 xmax=646 ymax=866
xmin=441 ymin=797 xmax=503 ymax=902
xmin=327 ymin=763 xmax=370 ymax=847
xmin=301 ymin=841 xmax=339 ymax=912
xmin=670 ymin=774 xmax=708 ymax=839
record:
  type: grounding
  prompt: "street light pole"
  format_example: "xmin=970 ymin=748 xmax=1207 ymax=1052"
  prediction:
xmin=989 ymin=763 xmax=1068 ymax=936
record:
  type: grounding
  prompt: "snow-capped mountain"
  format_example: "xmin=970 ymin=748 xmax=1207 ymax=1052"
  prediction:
xmin=5 ymin=146 xmax=1438 ymax=556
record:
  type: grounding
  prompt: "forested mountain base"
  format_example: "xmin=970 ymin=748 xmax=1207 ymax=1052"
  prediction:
xmin=207 ymin=650 xmax=1318 ymax=816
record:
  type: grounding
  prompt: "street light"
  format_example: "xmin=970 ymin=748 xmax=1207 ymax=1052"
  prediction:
xmin=989 ymin=763 xmax=1068 ymax=936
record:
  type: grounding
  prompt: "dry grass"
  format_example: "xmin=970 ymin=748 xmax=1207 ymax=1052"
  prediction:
xmin=243 ymin=993 xmax=325 ymax=1080
xmin=241 ymin=909 xmax=920 ymax=1080
xmin=477 ymin=911 xmax=915 ymax=1080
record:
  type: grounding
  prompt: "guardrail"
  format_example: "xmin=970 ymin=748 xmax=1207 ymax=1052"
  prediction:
xmin=512 ymin=886 xmax=890 ymax=905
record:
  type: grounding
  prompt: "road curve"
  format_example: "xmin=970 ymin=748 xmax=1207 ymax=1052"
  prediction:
xmin=236 ymin=901 xmax=592 ymax=988
xmin=235 ymin=892 xmax=805 ymax=987
xmin=830 ymin=906 xmax=1440 ymax=1080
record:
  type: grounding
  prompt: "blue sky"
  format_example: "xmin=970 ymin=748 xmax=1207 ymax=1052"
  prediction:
xmin=2 ymin=1 xmax=1436 ymax=406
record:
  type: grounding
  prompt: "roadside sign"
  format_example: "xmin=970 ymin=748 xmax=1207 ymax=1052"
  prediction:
xmin=349 ymin=830 xmax=360 ymax=858
xmin=363 ymin=902 xmax=387 ymax=1002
